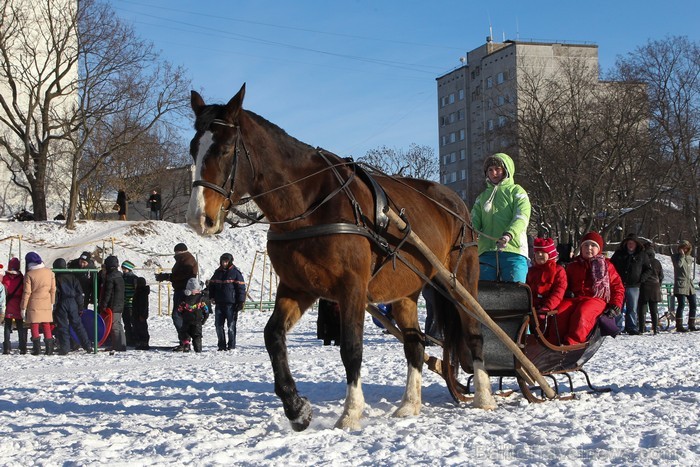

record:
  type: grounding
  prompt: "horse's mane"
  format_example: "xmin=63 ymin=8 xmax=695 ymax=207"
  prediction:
xmin=245 ymin=110 xmax=316 ymax=153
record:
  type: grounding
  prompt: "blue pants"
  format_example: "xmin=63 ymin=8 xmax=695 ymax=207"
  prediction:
xmin=215 ymin=303 xmax=239 ymax=350
xmin=55 ymin=306 xmax=90 ymax=353
xmin=479 ymin=252 xmax=528 ymax=283
xmin=620 ymin=287 xmax=640 ymax=332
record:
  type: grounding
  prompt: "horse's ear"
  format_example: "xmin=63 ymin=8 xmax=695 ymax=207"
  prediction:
xmin=225 ymin=83 xmax=246 ymax=122
xmin=191 ymin=91 xmax=206 ymax=116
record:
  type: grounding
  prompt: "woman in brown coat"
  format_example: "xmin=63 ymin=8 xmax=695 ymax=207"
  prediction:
xmin=20 ymin=251 xmax=56 ymax=355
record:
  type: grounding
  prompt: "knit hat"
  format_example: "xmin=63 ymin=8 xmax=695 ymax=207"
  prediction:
xmin=679 ymin=240 xmax=692 ymax=249
xmin=25 ymin=251 xmax=42 ymax=265
xmin=121 ymin=260 xmax=135 ymax=271
xmin=104 ymin=255 xmax=120 ymax=269
xmin=184 ymin=277 xmax=201 ymax=296
xmin=533 ymin=237 xmax=558 ymax=261
xmin=8 ymin=258 xmax=20 ymax=271
xmin=174 ymin=243 xmax=188 ymax=253
xmin=581 ymin=231 xmax=604 ymax=251
xmin=53 ymin=258 xmax=67 ymax=269
xmin=79 ymin=251 xmax=91 ymax=261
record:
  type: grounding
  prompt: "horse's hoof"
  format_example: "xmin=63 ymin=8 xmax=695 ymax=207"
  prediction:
xmin=334 ymin=414 xmax=362 ymax=431
xmin=392 ymin=403 xmax=420 ymax=418
xmin=288 ymin=397 xmax=313 ymax=432
xmin=473 ymin=395 xmax=497 ymax=410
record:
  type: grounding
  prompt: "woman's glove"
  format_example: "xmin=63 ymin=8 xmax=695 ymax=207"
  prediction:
xmin=20 ymin=309 xmax=26 ymax=320
xmin=603 ymin=304 xmax=621 ymax=318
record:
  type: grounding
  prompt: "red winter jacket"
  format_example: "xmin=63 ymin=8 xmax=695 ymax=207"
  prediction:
xmin=2 ymin=270 xmax=24 ymax=319
xmin=526 ymin=260 xmax=567 ymax=311
xmin=565 ymin=255 xmax=625 ymax=308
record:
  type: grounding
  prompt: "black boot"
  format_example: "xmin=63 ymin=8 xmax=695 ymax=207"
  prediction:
xmin=192 ymin=337 xmax=202 ymax=353
xmin=45 ymin=338 xmax=55 ymax=356
xmin=31 ymin=338 xmax=42 ymax=355
xmin=19 ymin=326 xmax=28 ymax=354
xmin=689 ymin=318 xmax=697 ymax=332
xmin=676 ymin=319 xmax=688 ymax=333
xmin=3 ymin=341 xmax=10 ymax=355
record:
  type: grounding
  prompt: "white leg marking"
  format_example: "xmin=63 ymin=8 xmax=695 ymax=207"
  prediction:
xmin=393 ymin=365 xmax=422 ymax=417
xmin=472 ymin=360 xmax=497 ymax=410
xmin=335 ymin=377 xmax=365 ymax=431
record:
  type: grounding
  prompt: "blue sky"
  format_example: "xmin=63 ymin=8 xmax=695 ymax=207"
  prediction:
xmin=110 ymin=0 xmax=700 ymax=159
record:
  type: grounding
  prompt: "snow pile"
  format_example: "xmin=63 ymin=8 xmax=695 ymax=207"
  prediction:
xmin=0 ymin=220 xmax=698 ymax=465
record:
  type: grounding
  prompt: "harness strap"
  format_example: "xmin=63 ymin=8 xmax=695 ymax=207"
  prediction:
xmin=267 ymin=223 xmax=375 ymax=242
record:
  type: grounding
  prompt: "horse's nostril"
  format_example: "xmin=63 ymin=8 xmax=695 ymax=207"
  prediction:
xmin=205 ymin=216 xmax=215 ymax=228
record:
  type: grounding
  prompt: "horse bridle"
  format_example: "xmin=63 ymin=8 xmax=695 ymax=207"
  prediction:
xmin=191 ymin=119 xmax=254 ymax=213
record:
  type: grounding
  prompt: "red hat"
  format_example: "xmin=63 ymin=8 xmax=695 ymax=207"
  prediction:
xmin=533 ymin=237 xmax=558 ymax=260
xmin=581 ymin=231 xmax=604 ymax=251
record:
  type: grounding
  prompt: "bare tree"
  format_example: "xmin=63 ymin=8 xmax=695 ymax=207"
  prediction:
xmin=614 ymin=36 xmax=700 ymax=244
xmin=359 ymin=143 xmax=439 ymax=180
xmin=509 ymin=55 xmax=668 ymax=245
xmin=0 ymin=0 xmax=190 ymax=223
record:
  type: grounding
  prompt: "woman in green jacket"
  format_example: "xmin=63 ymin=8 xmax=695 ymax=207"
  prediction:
xmin=472 ymin=153 xmax=531 ymax=283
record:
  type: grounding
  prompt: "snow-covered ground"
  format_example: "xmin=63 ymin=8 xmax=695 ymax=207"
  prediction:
xmin=0 ymin=220 xmax=699 ymax=466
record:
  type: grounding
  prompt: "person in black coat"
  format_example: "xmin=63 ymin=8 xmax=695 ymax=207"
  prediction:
xmin=148 ymin=190 xmax=162 ymax=220
xmin=67 ymin=251 xmax=97 ymax=309
xmin=116 ymin=190 xmax=127 ymax=220
xmin=316 ymin=299 xmax=340 ymax=346
xmin=100 ymin=255 xmax=126 ymax=351
xmin=52 ymin=258 xmax=93 ymax=355
xmin=132 ymin=276 xmax=151 ymax=350
xmin=638 ymin=243 xmax=664 ymax=334
xmin=610 ymin=233 xmax=650 ymax=334
xmin=208 ymin=253 xmax=246 ymax=350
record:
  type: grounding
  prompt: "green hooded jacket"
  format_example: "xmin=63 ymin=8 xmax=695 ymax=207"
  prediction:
xmin=471 ymin=153 xmax=531 ymax=258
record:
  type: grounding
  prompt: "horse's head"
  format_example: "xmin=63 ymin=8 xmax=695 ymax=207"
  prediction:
xmin=187 ymin=84 xmax=252 ymax=235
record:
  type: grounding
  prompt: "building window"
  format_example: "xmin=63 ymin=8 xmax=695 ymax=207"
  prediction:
xmin=486 ymin=76 xmax=493 ymax=89
xmin=460 ymin=169 xmax=466 ymax=180
xmin=459 ymin=129 xmax=465 ymax=141
xmin=460 ymin=149 xmax=466 ymax=160
xmin=449 ymin=132 xmax=456 ymax=143
xmin=441 ymin=136 xmax=447 ymax=146
xmin=498 ymin=115 xmax=507 ymax=127
xmin=449 ymin=113 xmax=456 ymax=124
xmin=458 ymin=109 xmax=465 ymax=121
xmin=497 ymin=95 xmax=505 ymax=106
xmin=450 ymin=152 xmax=456 ymax=163
xmin=487 ymin=119 xmax=494 ymax=131
xmin=441 ymin=96 xmax=447 ymax=107
xmin=449 ymin=93 xmax=455 ymax=104
xmin=458 ymin=89 xmax=464 ymax=100
xmin=497 ymin=71 xmax=506 ymax=84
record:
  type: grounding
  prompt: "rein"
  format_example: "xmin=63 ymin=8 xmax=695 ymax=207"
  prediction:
xmin=191 ymin=118 xmax=481 ymax=250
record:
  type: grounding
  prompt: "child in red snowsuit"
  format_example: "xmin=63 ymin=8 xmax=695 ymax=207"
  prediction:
xmin=526 ymin=237 xmax=567 ymax=338
xmin=555 ymin=232 xmax=625 ymax=345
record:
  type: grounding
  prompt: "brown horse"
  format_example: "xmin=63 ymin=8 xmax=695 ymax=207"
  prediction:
xmin=186 ymin=84 xmax=496 ymax=431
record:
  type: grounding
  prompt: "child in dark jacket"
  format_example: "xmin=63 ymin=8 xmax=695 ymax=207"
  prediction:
xmin=175 ymin=278 xmax=210 ymax=352
xmin=132 ymin=276 xmax=151 ymax=350
xmin=52 ymin=258 xmax=93 ymax=355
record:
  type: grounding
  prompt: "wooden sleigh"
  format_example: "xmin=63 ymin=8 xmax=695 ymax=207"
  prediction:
xmin=369 ymin=278 xmax=611 ymax=403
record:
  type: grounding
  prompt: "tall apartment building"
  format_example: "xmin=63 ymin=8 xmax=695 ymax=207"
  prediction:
xmin=436 ymin=38 xmax=599 ymax=204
